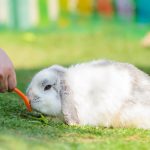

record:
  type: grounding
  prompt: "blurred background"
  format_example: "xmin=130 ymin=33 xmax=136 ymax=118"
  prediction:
xmin=0 ymin=0 xmax=150 ymax=70
xmin=1 ymin=1 xmax=150 ymax=148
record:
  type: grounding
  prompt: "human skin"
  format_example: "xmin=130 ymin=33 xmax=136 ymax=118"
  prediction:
xmin=0 ymin=48 xmax=16 ymax=92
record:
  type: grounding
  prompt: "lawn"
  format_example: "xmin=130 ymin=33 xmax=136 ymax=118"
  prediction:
xmin=0 ymin=23 xmax=150 ymax=150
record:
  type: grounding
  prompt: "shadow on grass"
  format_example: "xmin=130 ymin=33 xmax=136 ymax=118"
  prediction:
xmin=138 ymin=66 xmax=150 ymax=74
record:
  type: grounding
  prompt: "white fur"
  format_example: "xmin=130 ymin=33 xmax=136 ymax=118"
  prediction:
xmin=26 ymin=69 xmax=62 ymax=116
xmin=67 ymin=63 xmax=132 ymax=126
xmin=27 ymin=60 xmax=150 ymax=129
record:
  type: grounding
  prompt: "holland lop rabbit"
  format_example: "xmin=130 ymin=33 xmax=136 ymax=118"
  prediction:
xmin=27 ymin=60 xmax=150 ymax=129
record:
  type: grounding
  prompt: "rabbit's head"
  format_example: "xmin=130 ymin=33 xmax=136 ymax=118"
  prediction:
xmin=26 ymin=65 xmax=66 ymax=116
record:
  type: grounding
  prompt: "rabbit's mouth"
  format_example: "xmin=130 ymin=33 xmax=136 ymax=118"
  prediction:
xmin=29 ymin=96 xmax=42 ymax=113
xmin=26 ymin=88 xmax=41 ymax=104
xmin=31 ymin=96 xmax=41 ymax=104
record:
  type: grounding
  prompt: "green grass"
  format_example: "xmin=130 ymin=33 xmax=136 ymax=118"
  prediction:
xmin=1 ymin=23 xmax=150 ymax=150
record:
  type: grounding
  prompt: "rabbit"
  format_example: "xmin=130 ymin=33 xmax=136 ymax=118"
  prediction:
xmin=26 ymin=60 xmax=150 ymax=129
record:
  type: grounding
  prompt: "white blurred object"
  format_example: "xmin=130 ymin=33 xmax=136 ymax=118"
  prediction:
xmin=48 ymin=0 xmax=59 ymax=21
xmin=69 ymin=0 xmax=77 ymax=13
xmin=17 ymin=0 xmax=39 ymax=29
xmin=29 ymin=0 xmax=39 ymax=26
xmin=0 ymin=0 xmax=9 ymax=25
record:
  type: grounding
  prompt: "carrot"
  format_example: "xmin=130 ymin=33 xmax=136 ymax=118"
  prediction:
xmin=14 ymin=88 xmax=32 ymax=112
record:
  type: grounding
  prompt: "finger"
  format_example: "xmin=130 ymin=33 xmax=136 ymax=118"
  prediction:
xmin=0 ymin=81 xmax=7 ymax=92
xmin=3 ymin=75 xmax=8 ymax=91
xmin=0 ymin=71 xmax=3 ymax=85
xmin=8 ymin=71 xmax=17 ymax=91
xmin=0 ymin=73 xmax=7 ymax=92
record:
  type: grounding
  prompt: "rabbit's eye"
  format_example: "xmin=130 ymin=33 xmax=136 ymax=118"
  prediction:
xmin=44 ymin=85 xmax=52 ymax=91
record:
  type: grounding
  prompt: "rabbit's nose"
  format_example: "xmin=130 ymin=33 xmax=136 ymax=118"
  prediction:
xmin=27 ymin=89 xmax=40 ymax=102
xmin=27 ymin=89 xmax=34 ymax=101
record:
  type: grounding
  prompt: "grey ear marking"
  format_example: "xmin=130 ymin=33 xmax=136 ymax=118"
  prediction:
xmin=60 ymin=80 xmax=80 ymax=125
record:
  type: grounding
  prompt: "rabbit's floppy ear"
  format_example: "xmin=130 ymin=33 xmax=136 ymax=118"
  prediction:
xmin=49 ymin=65 xmax=67 ymax=73
xmin=49 ymin=65 xmax=79 ymax=125
xmin=60 ymin=80 xmax=79 ymax=125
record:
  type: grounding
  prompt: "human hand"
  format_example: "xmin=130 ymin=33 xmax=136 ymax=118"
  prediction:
xmin=0 ymin=48 xmax=16 ymax=92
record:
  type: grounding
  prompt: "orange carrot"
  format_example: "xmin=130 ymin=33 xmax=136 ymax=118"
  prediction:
xmin=14 ymin=88 xmax=32 ymax=112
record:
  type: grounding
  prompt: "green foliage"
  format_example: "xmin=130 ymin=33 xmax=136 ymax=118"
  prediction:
xmin=0 ymin=23 xmax=150 ymax=149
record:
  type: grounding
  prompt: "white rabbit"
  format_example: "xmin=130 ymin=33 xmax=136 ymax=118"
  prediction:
xmin=26 ymin=60 xmax=150 ymax=129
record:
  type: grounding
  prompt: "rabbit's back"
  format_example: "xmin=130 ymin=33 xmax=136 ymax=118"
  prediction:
xmin=66 ymin=60 xmax=150 ymax=128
